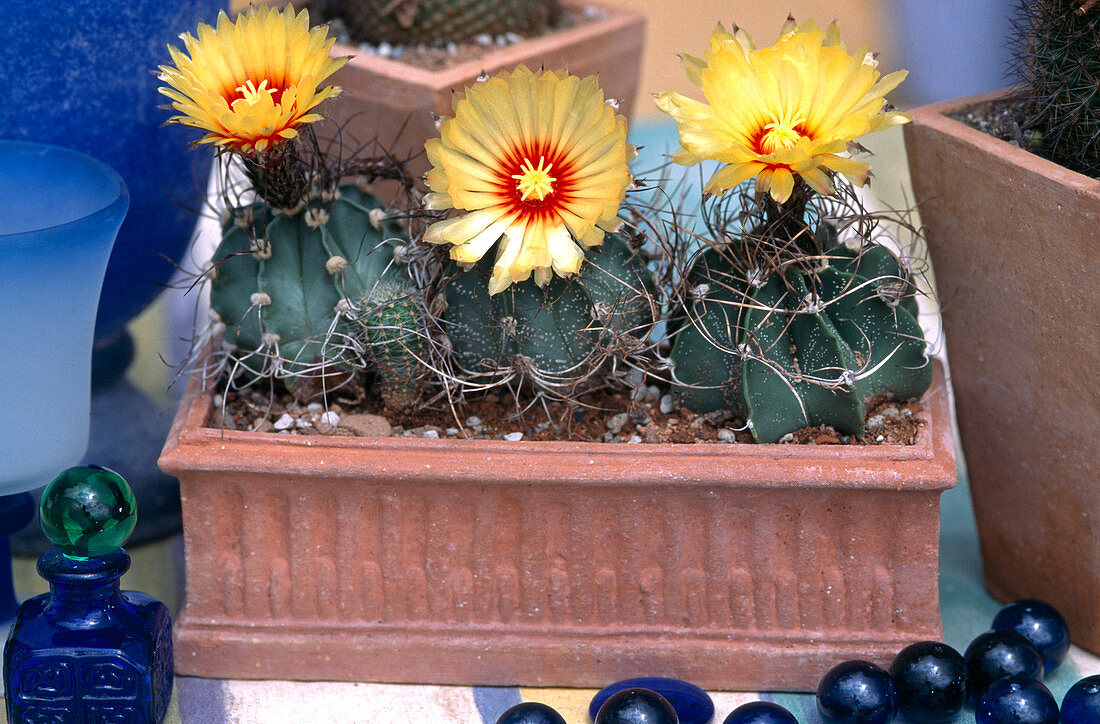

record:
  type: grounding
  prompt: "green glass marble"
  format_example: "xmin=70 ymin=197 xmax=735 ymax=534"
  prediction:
xmin=40 ymin=465 xmax=136 ymax=559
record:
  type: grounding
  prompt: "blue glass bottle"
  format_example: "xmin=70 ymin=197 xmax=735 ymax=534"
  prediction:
xmin=3 ymin=467 xmax=172 ymax=723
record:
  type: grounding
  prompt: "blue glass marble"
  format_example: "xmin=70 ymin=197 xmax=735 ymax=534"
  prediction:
xmin=992 ymin=599 xmax=1070 ymax=674
xmin=1061 ymin=675 xmax=1100 ymax=724
xmin=889 ymin=641 xmax=967 ymax=723
xmin=963 ymin=630 xmax=1044 ymax=702
xmin=723 ymin=701 xmax=798 ymax=724
xmin=594 ymin=688 xmax=679 ymax=724
xmin=590 ymin=677 xmax=713 ymax=724
xmin=976 ymin=676 xmax=1059 ymax=724
xmin=3 ymin=468 xmax=172 ymax=723
xmin=1 ymin=0 xmax=223 ymax=341
xmin=0 ymin=141 xmax=127 ymax=496
xmin=496 ymin=702 xmax=567 ymax=724
xmin=816 ymin=660 xmax=898 ymax=724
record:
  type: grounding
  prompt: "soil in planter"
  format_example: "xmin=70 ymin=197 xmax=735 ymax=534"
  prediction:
xmin=208 ymin=380 xmax=924 ymax=446
xmin=325 ymin=4 xmax=600 ymax=72
xmin=949 ymin=97 xmax=1039 ymax=153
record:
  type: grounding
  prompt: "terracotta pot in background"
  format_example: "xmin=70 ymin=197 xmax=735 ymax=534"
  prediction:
xmin=323 ymin=1 xmax=645 ymax=184
xmin=159 ymin=362 xmax=955 ymax=691
xmin=905 ymin=89 xmax=1100 ymax=654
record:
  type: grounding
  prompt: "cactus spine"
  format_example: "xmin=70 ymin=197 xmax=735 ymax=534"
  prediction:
xmin=210 ymin=183 xmax=424 ymax=406
xmin=331 ymin=0 xmax=553 ymax=46
xmin=1014 ymin=0 xmax=1100 ymax=177
xmin=443 ymin=232 xmax=655 ymax=396
xmin=670 ymin=198 xmax=931 ymax=443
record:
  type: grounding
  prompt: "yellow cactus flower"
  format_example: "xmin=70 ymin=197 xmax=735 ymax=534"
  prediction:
xmin=158 ymin=6 xmax=346 ymax=154
xmin=654 ymin=19 xmax=910 ymax=204
xmin=423 ymin=65 xmax=632 ymax=295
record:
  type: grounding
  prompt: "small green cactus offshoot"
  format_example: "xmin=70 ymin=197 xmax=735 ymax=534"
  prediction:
xmin=669 ymin=188 xmax=931 ymax=443
xmin=443 ymin=232 xmax=657 ymax=397
xmin=1013 ymin=0 xmax=1100 ymax=177
xmin=357 ymin=279 xmax=428 ymax=412
xmin=330 ymin=0 xmax=554 ymax=46
xmin=209 ymin=182 xmax=424 ymax=405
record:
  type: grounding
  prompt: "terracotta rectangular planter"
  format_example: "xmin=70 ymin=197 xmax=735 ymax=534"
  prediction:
xmin=905 ymin=90 xmax=1100 ymax=654
xmin=324 ymin=2 xmax=645 ymax=183
xmin=159 ymin=363 xmax=955 ymax=691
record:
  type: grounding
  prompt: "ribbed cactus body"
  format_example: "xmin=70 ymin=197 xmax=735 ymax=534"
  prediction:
xmin=359 ymin=280 xmax=427 ymax=411
xmin=335 ymin=0 xmax=551 ymax=46
xmin=444 ymin=232 xmax=654 ymax=393
xmin=1017 ymin=0 xmax=1100 ymax=177
xmin=670 ymin=238 xmax=930 ymax=442
xmin=210 ymin=183 xmax=413 ymax=382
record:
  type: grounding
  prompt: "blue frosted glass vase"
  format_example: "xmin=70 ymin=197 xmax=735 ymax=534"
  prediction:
xmin=0 ymin=141 xmax=128 ymax=496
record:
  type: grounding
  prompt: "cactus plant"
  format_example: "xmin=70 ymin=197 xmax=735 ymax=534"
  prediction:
xmin=1012 ymin=0 xmax=1100 ymax=177
xmin=442 ymin=232 xmax=656 ymax=396
xmin=330 ymin=0 xmax=554 ymax=46
xmin=210 ymin=183 xmax=424 ymax=406
xmin=656 ymin=19 xmax=932 ymax=442
xmin=669 ymin=203 xmax=930 ymax=442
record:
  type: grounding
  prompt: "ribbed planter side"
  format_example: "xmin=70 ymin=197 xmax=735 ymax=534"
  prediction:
xmin=160 ymin=365 xmax=955 ymax=691
xmin=905 ymin=90 xmax=1100 ymax=654
xmin=324 ymin=2 xmax=644 ymax=185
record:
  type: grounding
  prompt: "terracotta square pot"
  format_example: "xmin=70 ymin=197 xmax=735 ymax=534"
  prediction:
xmin=159 ymin=362 xmax=955 ymax=690
xmin=905 ymin=90 xmax=1100 ymax=654
xmin=324 ymin=2 xmax=645 ymax=182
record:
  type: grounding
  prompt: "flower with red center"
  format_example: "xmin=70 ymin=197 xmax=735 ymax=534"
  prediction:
xmin=654 ymin=19 xmax=910 ymax=204
xmin=157 ymin=6 xmax=346 ymax=154
xmin=423 ymin=65 xmax=633 ymax=295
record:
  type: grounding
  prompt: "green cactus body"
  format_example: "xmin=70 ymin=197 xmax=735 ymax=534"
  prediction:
xmin=670 ymin=238 xmax=930 ymax=443
xmin=359 ymin=279 xmax=427 ymax=411
xmin=1018 ymin=0 xmax=1100 ymax=177
xmin=209 ymin=183 xmax=414 ymax=388
xmin=443 ymin=232 xmax=655 ymax=394
xmin=334 ymin=0 xmax=551 ymax=46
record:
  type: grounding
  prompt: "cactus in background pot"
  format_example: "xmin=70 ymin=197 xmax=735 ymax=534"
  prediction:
xmin=656 ymin=19 xmax=932 ymax=442
xmin=1012 ymin=0 xmax=1099 ymax=177
xmin=330 ymin=0 xmax=555 ymax=46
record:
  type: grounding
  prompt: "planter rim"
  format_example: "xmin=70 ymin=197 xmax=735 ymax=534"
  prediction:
xmin=160 ymin=361 xmax=956 ymax=491
xmin=907 ymin=89 xmax=1100 ymax=198
xmin=330 ymin=1 xmax=645 ymax=91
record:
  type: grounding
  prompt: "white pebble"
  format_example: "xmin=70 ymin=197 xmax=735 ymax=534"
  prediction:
xmin=632 ymin=386 xmax=647 ymax=401
xmin=866 ymin=414 xmax=886 ymax=429
xmin=319 ymin=411 xmax=339 ymax=427
xmin=446 ymin=428 xmax=459 ymax=437
xmin=718 ymin=428 xmax=737 ymax=443
xmin=503 ymin=432 xmax=524 ymax=441
xmin=377 ymin=41 xmax=393 ymax=56
xmin=659 ymin=395 xmax=674 ymax=414
xmin=628 ymin=369 xmax=645 ymax=388
xmin=423 ymin=429 xmax=440 ymax=439
xmin=273 ymin=413 xmax=295 ymax=431
xmin=607 ymin=412 xmax=629 ymax=433
xmin=295 ymin=417 xmax=312 ymax=430
xmin=307 ymin=402 xmax=324 ymax=414
xmin=647 ymin=385 xmax=661 ymax=401
xmin=627 ymin=435 xmax=643 ymax=444
xmin=465 ymin=416 xmax=482 ymax=427
xmin=475 ymin=33 xmax=493 ymax=45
